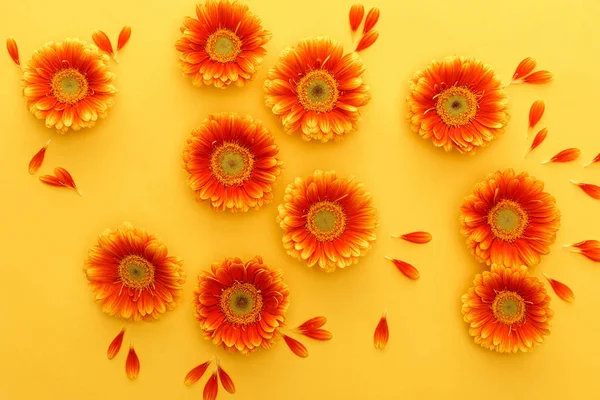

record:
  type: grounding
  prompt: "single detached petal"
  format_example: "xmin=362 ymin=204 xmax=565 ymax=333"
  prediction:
xmin=28 ymin=139 xmax=51 ymax=174
xmin=570 ymin=180 xmax=600 ymax=200
xmin=564 ymin=240 xmax=600 ymax=262
xmin=385 ymin=256 xmax=420 ymax=280
xmin=117 ymin=26 xmax=132 ymax=52
xmin=525 ymin=128 xmax=548 ymax=157
xmin=363 ymin=8 xmax=380 ymax=33
xmin=184 ymin=360 xmax=211 ymax=386
xmin=217 ymin=365 xmax=235 ymax=394
xmin=349 ymin=4 xmax=365 ymax=32
xmin=583 ymin=152 xmax=600 ymax=167
xmin=512 ymin=57 xmax=536 ymax=81
xmin=355 ymin=30 xmax=378 ymax=52
xmin=92 ymin=30 xmax=114 ymax=57
xmin=542 ymin=148 xmax=580 ymax=164
xmin=203 ymin=371 xmax=218 ymax=400
xmin=298 ymin=328 xmax=333 ymax=341
xmin=373 ymin=310 xmax=389 ymax=350
xmin=296 ymin=316 xmax=327 ymax=331
xmin=125 ymin=346 xmax=140 ymax=380
xmin=523 ymin=70 xmax=553 ymax=84
xmin=393 ymin=231 xmax=432 ymax=244
xmin=528 ymin=100 xmax=545 ymax=130
xmin=39 ymin=174 xmax=65 ymax=187
xmin=6 ymin=37 xmax=19 ymax=65
xmin=543 ymin=273 xmax=575 ymax=303
xmin=107 ymin=328 xmax=125 ymax=360
xmin=282 ymin=334 xmax=309 ymax=358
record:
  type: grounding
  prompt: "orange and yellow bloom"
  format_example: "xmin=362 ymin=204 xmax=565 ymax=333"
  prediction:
xmin=182 ymin=113 xmax=282 ymax=212
xmin=264 ymin=37 xmax=371 ymax=142
xmin=193 ymin=256 xmax=290 ymax=354
xmin=460 ymin=169 xmax=560 ymax=267
xmin=462 ymin=265 xmax=553 ymax=353
xmin=84 ymin=222 xmax=186 ymax=321
xmin=406 ymin=56 xmax=509 ymax=154
xmin=175 ymin=0 xmax=271 ymax=88
xmin=277 ymin=170 xmax=377 ymax=272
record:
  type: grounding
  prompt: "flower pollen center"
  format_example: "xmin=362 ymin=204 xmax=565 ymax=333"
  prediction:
xmin=488 ymin=199 xmax=529 ymax=242
xmin=220 ymin=282 xmax=263 ymax=325
xmin=436 ymin=86 xmax=478 ymax=126
xmin=307 ymin=201 xmax=346 ymax=241
xmin=205 ymin=29 xmax=241 ymax=63
xmin=118 ymin=255 xmax=155 ymax=290
xmin=210 ymin=142 xmax=254 ymax=186
xmin=492 ymin=291 xmax=526 ymax=325
xmin=297 ymin=69 xmax=339 ymax=112
xmin=51 ymin=68 xmax=89 ymax=104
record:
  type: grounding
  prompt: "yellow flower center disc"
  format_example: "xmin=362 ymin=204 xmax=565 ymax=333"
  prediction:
xmin=51 ymin=68 xmax=89 ymax=104
xmin=210 ymin=142 xmax=254 ymax=186
xmin=488 ymin=199 xmax=529 ymax=242
xmin=220 ymin=282 xmax=264 ymax=325
xmin=307 ymin=201 xmax=346 ymax=241
xmin=435 ymin=86 xmax=478 ymax=126
xmin=297 ymin=69 xmax=339 ymax=112
xmin=205 ymin=29 xmax=242 ymax=63
xmin=492 ymin=291 xmax=526 ymax=325
xmin=118 ymin=255 xmax=156 ymax=290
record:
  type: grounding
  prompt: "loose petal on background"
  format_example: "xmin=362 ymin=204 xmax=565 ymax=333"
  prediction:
xmin=53 ymin=167 xmax=82 ymax=195
xmin=92 ymin=30 xmax=114 ymax=57
xmin=541 ymin=148 xmax=580 ymax=164
xmin=583 ymin=153 xmax=600 ymax=167
xmin=297 ymin=328 xmax=333 ymax=341
xmin=203 ymin=371 xmax=218 ymax=400
xmin=363 ymin=8 xmax=380 ymax=33
xmin=297 ymin=316 xmax=327 ymax=331
xmin=543 ymin=273 xmax=575 ymax=303
xmin=512 ymin=57 xmax=536 ymax=81
xmin=528 ymin=100 xmax=545 ymax=130
xmin=117 ymin=26 xmax=132 ymax=51
xmin=570 ymin=180 xmax=600 ymax=200
xmin=525 ymin=128 xmax=548 ymax=157
xmin=373 ymin=310 xmax=389 ymax=350
xmin=6 ymin=37 xmax=20 ymax=65
xmin=392 ymin=231 xmax=432 ymax=244
xmin=282 ymin=334 xmax=309 ymax=358
xmin=523 ymin=70 xmax=553 ymax=84
xmin=125 ymin=346 xmax=140 ymax=380
xmin=355 ymin=30 xmax=378 ymax=52
xmin=349 ymin=4 xmax=365 ymax=32
xmin=564 ymin=240 xmax=600 ymax=262
xmin=28 ymin=139 xmax=51 ymax=174
xmin=217 ymin=364 xmax=235 ymax=394
xmin=107 ymin=328 xmax=125 ymax=360
xmin=184 ymin=360 xmax=211 ymax=385
xmin=385 ymin=256 xmax=420 ymax=280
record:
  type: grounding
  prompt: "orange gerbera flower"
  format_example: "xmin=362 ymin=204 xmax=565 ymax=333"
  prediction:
xmin=175 ymin=0 xmax=271 ymax=88
xmin=264 ymin=37 xmax=371 ymax=142
xmin=193 ymin=256 xmax=290 ymax=354
xmin=462 ymin=265 xmax=553 ymax=353
xmin=84 ymin=222 xmax=186 ymax=321
xmin=182 ymin=113 xmax=282 ymax=212
xmin=22 ymin=38 xmax=116 ymax=133
xmin=406 ymin=56 xmax=509 ymax=154
xmin=460 ymin=169 xmax=560 ymax=267
xmin=277 ymin=170 xmax=377 ymax=272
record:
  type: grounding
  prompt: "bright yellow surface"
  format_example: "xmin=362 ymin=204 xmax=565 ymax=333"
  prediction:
xmin=1 ymin=0 xmax=599 ymax=399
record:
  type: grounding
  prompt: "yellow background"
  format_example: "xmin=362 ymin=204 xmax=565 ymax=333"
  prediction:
xmin=1 ymin=0 xmax=599 ymax=398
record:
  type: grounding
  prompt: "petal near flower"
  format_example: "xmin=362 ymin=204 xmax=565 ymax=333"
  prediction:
xmin=523 ymin=70 xmax=553 ymax=84
xmin=125 ymin=346 xmax=140 ymax=380
xmin=349 ymin=4 xmax=365 ymax=32
xmin=6 ymin=37 xmax=20 ymax=65
xmin=543 ymin=273 xmax=575 ymax=303
xmin=363 ymin=7 xmax=380 ymax=33
xmin=528 ymin=100 xmax=545 ymax=130
xmin=564 ymin=240 xmax=600 ymax=262
xmin=184 ymin=360 xmax=211 ymax=385
xmin=525 ymin=128 xmax=547 ymax=156
xmin=373 ymin=310 xmax=389 ymax=350
xmin=385 ymin=256 xmax=420 ymax=280
xmin=355 ymin=30 xmax=378 ymax=52
xmin=541 ymin=148 xmax=580 ymax=164
xmin=107 ymin=328 xmax=125 ymax=360
xmin=117 ymin=26 xmax=132 ymax=52
xmin=393 ymin=231 xmax=432 ymax=244
xmin=570 ymin=180 xmax=600 ymax=200
xmin=217 ymin=364 xmax=235 ymax=394
xmin=512 ymin=57 xmax=536 ymax=81
xmin=203 ymin=371 xmax=218 ymax=400
xmin=28 ymin=139 xmax=51 ymax=174
xmin=282 ymin=334 xmax=309 ymax=358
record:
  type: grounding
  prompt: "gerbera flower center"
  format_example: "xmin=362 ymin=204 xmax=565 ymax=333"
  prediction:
xmin=488 ymin=199 xmax=529 ymax=242
xmin=51 ymin=68 xmax=89 ymax=104
xmin=306 ymin=201 xmax=346 ymax=241
xmin=220 ymin=282 xmax=264 ymax=325
xmin=210 ymin=142 xmax=254 ymax=186
xmin=118 ymin=255 xmax=155 ymax=290
xmin=205 ymin=29 xmax=242 ymax=63
xmin=492 ymin=291 xmax=526 ymax=325
xmin=297 ymin=70 xmax=339 ymax=112
xmin=435 ymin=86 xmax=478 ymax=126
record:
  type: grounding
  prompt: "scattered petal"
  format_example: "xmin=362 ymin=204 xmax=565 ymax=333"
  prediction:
xmin=282 ymin=333 xmax=309 ymax=358
xmin=523 ymin=70 xmax=553 ymax=84
xmin=543 ymin=273 xmax=575 ymax=303
xmin=203 ymin=371 xmax=218 ymax=400
xmin=355 ymin=30 xmax=378 ymax=52
xmin=564 ymin=240 xmax=600 ymax=262
xmin=570 ymin=180 xmax=600 ymax=200
xmin=363 ymin=8 xmax=380 ymax=33
xmin=373 ymin=310 xmax=389 ymax=350
xmin=297 ymin=328 xmax=333 ymax=341
xmin=184 ymin=360 xmax=211 ymax=386
xmin=6 ymin=37 xmax=20 ymax=65
xmin=125 ymin=346 xmax=140 ymax=380
xmin=525 ymin=128 xmax=548 ymax=157
xmin=528 ymin=100 xmax=545 ymax=130
xmin=117 ymin=26 xmax=132 ymax=52
xmin=45 ymin=167 xmax=82 ymax=195
xmin=541 ymin=148 xmax=580 ymax=164
xmin=349 ymin=4 xmax=365 ymax=33
xmin=28 ymin=139 xmax=51 ymax=174
xmin=512 ymin=57 xmax=536 ymax=81
xmin=296 ymin=316 xmax=327 ymax=331
xmin=217 ymin=364 xmax=235 ymax=394
xmin=583 ymin=152 xmax=600 ymax=167
xmin=92 ymin=30 xmax=114 ymax=57
xmin=385 ymin=256 xmax=420 ymax=280
xmin=392 ymin=231 xmax=432 ymax=244
xmin=107 ymin=328 xmax=125 ymax=360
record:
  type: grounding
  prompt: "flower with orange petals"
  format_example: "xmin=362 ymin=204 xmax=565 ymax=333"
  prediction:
xmin=406 ymin=56 xmax=509 ymax=154
xmin=20 ymin=38 xmax=116 ymax=133
xmin=182 ymin=113 xmax=282 ymax=212
xmin=460 ymin=169 xmax=560 ymax=267
xmin=277 ymin=170 xmax=378 ymax=272
xmin=462 ymin=265 xmax=553 ymax=353
xmin=84 ymin=222 xmax=186 ymax=321
xmin=193 ymin=256 xmax=290 ymax=354
xmin=175 ymin=0 xmax=271 ymax=88
xmin=264 ymin=37 xmax=371 ymax=142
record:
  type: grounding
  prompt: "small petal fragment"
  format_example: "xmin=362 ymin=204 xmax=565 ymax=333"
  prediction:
xmin=523 ymin=70 xmax=553 ymax=84
xmin=363 ymin=8 xmax=380 ymax=33
xmin=217 ymin=364 xmax=235 ymax=394
xmin=184 ymin=361 xmax=211 ymax=386
xmin=28 ymin=139 xmax=51 ymax=174
xmin=298 ymin=328 xmax=333 ymax=341
xmin=6 ymin=37 xmax=20 ymax=65
xmin=203 ymin=371 xmax=218 ymax=400
xmin=107 ymin=328 xmax=125 ymax=360
xmin=393 ymin=231 xmax=432 ymax=244
xmin=525 ymin=128 xmax=548 ymax=157
xmin=583 ymin=153 xmax=600 ymax=167
xmin=543 ymin=273 xmax=575 ymax=303
xmin=92 ymin=30 xmax=114 ymax=57
xmin=349 ymin=4 xmax=365 ymax=32
xmin=528 ymin=100 xmax=545 ymax=130
xmin=125 ymin=346 xmax=140 ymax=380
xmin=355 ymin=30 xmax=378 ymax=52
xmin=117 ymin=26 xmax=132 ymax=52
xmin=541 ymin=148 xmax=580 ymax=164
xmin=282 ymin=334 xmax=309 ymax=358
xmin=564 ymin=240 xmax=600 ymax=262
xmin=385 ymin=256 xmax=420 ymax=280
xmin=373 ymin=310 xmax=389 ymax=350
xmin=512 ymin=57 xmax=536 ymax=81
xmin=296 ymin=316 xmax=327 ymax=331
xmin=570 ymin=180 xmax=600 ymax=200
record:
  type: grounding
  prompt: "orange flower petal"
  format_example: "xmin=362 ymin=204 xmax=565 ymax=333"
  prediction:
xmin=512 ymin=57 xmax=536 ymax=81
xmin=373 ymin=310 xmax=389 ymax=350
xmin=523 ymin=70 xmax=553 ymax=84
xmin=528 ymin=100 xmax=545 ymax=130
xmin=53 ymin=167 xmax=82 ymax=195
xmin=525 ymin=128 xmax=548 ymax=156
xmin=385 ymin=256 xmax=420 ymax=280
xmin=349 ymin=4 xmax=365 ymax=32
xmin=107 ymin=328 xmax=125 ymax=360
xmin=6 ymin=37 xmax=19 ymax=66
xmin=393 ymin=231 xmax=432 ymax=244
xmin=125 ymin=346 xmax=140 ymax=380
xmin=363 ymin=7 xmax=380 ymax=33
xmin=543 ymin=273 xmax=575 ymax=303
xmin=583 ymin=152 xmax=600 ymax=167
xmin=296 ymin=316 xmax=327 ymax=331
xmin=203 ymin=371 xmax=218 ymax=400
xmin=564 ymin=240 xmax=600 ymax=262
xmin=39 ymin=174 xmax=65 ymax=187
xmin=541 ymin=148 xmax=580 ymax=164
xmin=92 ymin=30 xmax=114 ymax=57
xmin=184 ymin=360 xmax=211 ymax=386
xmin=217 ymin=364 xmax=235 ymax=394
xmin=297 ymin=328 xmax=333 ymax=341
xmin=282 ymin=334 xmax=309 ymax=358
xmin=570 ymin=180 xmax=600 ymax=200
xmin=355 ymin=30 xmax=378 ymax=52
xmin=117 ymin=26 xmax=131 ymax=52
xmin=28 ymin=139 xmax=51 ymax=175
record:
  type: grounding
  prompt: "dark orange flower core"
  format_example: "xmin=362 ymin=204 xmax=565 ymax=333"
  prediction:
xmin=306 ymin=201 xmax=347 ymax=242
xmin=118 ymin=255 xmax=155 ymax=290
xmin=205 ymin=29 xmax=242 ymax=63
xmin=297 ymin=70 xmax=340 ymax=113
xmin=435 ymin=86 xmax=478 ymax=126
xmin=488 ymin=200 xmax=529 ymax=242
xmin=492 ymin=291 xmax=526 ymax=325
xmin=51 ymin=68 xmax=89 ymax=105
xmin=220 ymin=282 xmax=264 ymax=325
xmin=210 ymin=142 xmax=254 ymax=186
